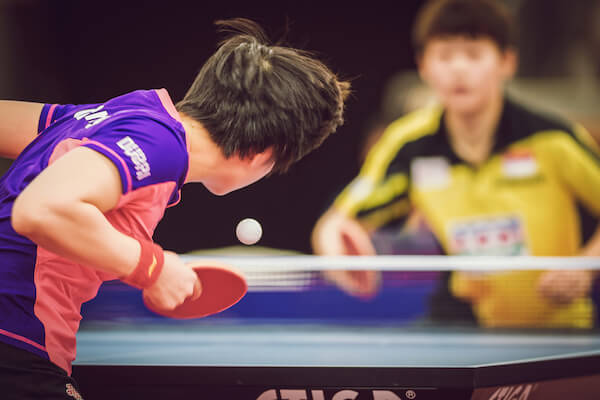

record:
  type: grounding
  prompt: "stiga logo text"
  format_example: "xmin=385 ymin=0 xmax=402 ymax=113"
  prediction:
xmin=256 ymin=389 xmax=409 ymax=400
xmin=488 ymin=384 xmax=537 ymax=400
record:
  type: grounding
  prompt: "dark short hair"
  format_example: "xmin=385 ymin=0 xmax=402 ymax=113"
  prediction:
xmin=412 ymin=0 xmax=515 ymax=54
xmin=176 ymin=18 xmax=350 ymax=173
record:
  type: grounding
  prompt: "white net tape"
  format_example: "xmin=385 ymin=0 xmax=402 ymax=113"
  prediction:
xmin=180 ymin=255 xmax=600 ymax=292
xmin=181 ymin=255 xmax=600 ymax=272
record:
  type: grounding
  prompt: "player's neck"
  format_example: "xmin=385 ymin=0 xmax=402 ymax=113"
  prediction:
xmin=445 ymin=95 xmax=504 ymax=166
xmin=179 ymin=114 xmax=223 ymax=183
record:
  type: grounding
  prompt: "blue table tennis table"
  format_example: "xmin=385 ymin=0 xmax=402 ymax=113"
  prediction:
xmin=72 ymin=321 xmax=600 ymax=400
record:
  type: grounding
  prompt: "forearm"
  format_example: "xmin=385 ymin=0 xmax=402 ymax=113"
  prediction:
xmin=579 ymin=225 xmax=600 ymax=280
xmin=0 ymin=100 xmax=44 ymax=159
xmin=13 ymin=199 xmax=140 ymax=278
xmin=311 ymin=208 xmax=375 ymax=255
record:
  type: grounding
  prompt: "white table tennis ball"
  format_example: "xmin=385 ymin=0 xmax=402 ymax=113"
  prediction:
xmin=236 ymin=218 xmax=262 ymax=245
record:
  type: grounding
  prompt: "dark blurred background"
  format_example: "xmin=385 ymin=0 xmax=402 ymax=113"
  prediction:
xmin=1 ymin=0 xmax=599 ymax=254
xmin=0 ymin=0 xmax=424 ymax=253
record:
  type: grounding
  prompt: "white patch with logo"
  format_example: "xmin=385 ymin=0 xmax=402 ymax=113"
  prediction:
xmin=117 ymin=136 xmax=151 ymax=180
xmin=501 ymin=151 xmax=538 ymax=178
xmin=410 ymin=157 xmax=450 ymax=189
xmin=448 ymin=215 xmax=528 ymax=256
xmin=348 ymin=177 xmax=375 ymax=202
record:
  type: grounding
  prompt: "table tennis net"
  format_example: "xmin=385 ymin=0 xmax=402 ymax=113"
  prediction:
xmin=83 ymin=255 xmax=600 ymax=330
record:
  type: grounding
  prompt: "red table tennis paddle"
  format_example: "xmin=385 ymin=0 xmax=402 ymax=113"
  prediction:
xmin=143 ymin=260 xmax=247 ymax=319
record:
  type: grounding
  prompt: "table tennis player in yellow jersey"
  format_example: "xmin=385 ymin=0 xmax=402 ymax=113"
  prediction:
xmin=0 ymin=19 xmax=350 ymax=399
xmin=312 ymin=0 xmax=600 ymax=328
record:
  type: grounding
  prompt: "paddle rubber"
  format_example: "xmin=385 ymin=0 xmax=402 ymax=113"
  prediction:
xmin=143 ymin=261 xmax=247 ymax=319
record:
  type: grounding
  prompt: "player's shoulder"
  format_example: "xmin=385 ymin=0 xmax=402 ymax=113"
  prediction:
xmin=362 ymin=105 xmax=444 ymax=172
xmin=80 ymin=90 xmax=188 ymax=186
xmin=505 ymin=97 xmax=600 ymax=153
xmin=55 ymin=89 xmax=181 ymax=137
xmin=506 ymin=98 xmax=575 ymax=137
xmin=99 ymin=90 xmax=186 ymax=146
xmin=104 ymin=89 xmax=179 ymax=124
xmin=383 ymin=105 xmax=444 ymax=144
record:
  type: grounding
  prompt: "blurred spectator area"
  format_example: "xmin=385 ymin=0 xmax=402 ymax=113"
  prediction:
xmin=515 ymin=0 xmax=600 ymax=140
xmin=368 ymin=72 xmax=600 ymax=146
xmin=364 ymin=0 xmax=600 ymax=154
xmin=1 ymin=0 xmax=600 ymax=171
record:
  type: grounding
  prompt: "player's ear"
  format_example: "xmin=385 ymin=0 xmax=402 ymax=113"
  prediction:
xmin=249 ymin=147 xmax=274 ymax=167
xmin=415 ymin=52 xmax=429 ymax=84
xmin=501 ymin=47 xmax=517 ymax=80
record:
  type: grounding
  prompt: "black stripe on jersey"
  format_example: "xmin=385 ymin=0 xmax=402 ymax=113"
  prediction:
xmin=382 ymin=115 xmax=461 ymax=183
xmin=358 ymin=96 xmax=600 ymax=231
xmin=496 ymin=97 xmax=600 ymax=164
xmin=382 ymin=96 xmax=600 ymax=181
xmin=356 ymin=196 xmax=410 ymax=219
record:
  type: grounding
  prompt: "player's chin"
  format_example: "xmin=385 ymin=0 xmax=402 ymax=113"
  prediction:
xmin=204 ymin=174 xmax=264 ymax=195
xmin=204 ymin=182 xmax=241 ymax=196
xmin=209 ymin=177 xmax=265 ymax=195
xmin=205 ymin=185 xmax=253 ymax=196
xmin=205 ymin=186 xmax=232 ymax=196
xmin=447 ymin=97 xmax=483 ymax=114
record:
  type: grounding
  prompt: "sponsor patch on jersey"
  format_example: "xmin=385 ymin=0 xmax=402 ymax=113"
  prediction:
xmin=447 ymin=215 xmax=528 ymax=256
xmin=410 ymin=157 xmax=450 ymax=189
xmin=117 ymin=136 xmax=151 ymax=180
xmin=501 ymin=150 xmax=538 ymax=178
xmin=348 ymin=177 xmax=375 ymax=201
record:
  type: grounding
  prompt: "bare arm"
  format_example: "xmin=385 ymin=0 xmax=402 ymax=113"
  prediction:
xmin=12 ymin=146 xmax=139 ymax=274
xmin=12 ymin=146 xmax=198 ymax=309
xmin=311 ymin=208 xmax=376 ymax=256
xmin=535 ymin=130 xmax=600 ymax=305
xmin=311 ymin=207 xmax=379 ymax=298
xmin=579 ymin=224 xmax=600 ymax=257
xmin=0 ymin=100 xmax=44 ymax=159
xmin=537 ymin=224 xmax=600 ymax=305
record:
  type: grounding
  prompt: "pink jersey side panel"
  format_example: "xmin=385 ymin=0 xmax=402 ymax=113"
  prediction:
xmin=108 ymin=181 xmax=176 ymax=239
xmin=48 ymin=138 xmax=133 ymax=194
xmin=32 ymin=138 xmax=176 ymax=375
xmin=33 ymin=249 xmax=103 ymax=375
xmin=47 ymin=138 xmax=84 ymax=164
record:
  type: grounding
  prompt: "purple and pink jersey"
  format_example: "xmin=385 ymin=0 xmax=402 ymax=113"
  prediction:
xmin=0 ymin=89 xmax=189 ymax=374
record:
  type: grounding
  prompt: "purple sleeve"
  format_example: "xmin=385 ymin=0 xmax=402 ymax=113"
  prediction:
xmin=37 ymin=103 xmax=80 ymax=134
xmin=80 ymin=117 xmax=188 ymax=195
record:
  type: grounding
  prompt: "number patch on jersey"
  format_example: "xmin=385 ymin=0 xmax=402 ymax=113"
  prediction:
xmin=73 ymin=105 xmax=110 ymax=129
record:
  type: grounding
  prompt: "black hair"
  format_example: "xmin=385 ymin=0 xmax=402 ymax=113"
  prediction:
xmin=176 ymin=18 xmax=351 ymax=173
xmin=412 ymin=0 xmax=515 ymax=54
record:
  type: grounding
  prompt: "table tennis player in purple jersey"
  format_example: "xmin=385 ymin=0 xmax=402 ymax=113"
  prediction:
xmin=0 ymin=18 xmax=349 ymax=399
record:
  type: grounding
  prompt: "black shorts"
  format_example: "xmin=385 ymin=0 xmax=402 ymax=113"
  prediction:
xmin=0 ymin=340 xmax=84 ymax=400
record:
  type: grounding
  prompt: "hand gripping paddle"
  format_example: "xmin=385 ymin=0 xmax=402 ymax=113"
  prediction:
xmin=143 ymin=260 xmax=247 ymax=319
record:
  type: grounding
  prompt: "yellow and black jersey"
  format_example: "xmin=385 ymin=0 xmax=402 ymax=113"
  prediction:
xmin=334 ymin=97 xmax=600 ymax=328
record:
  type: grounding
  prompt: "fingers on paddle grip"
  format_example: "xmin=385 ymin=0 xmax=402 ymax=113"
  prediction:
xmin=191 ymin=278 xmax=203 ymax=301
